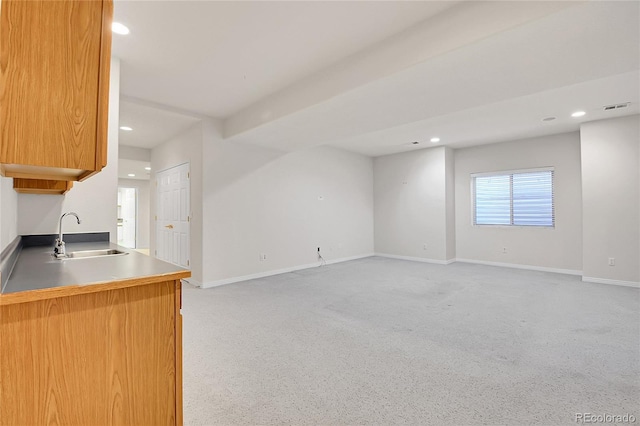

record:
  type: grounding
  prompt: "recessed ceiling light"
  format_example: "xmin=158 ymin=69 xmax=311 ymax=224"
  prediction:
xmin=430 ymin=137 xmax=440 ymax=143
xmin=542 ymin=117 xmax=556 ymax=122
xmin=128 ymin=173 xmax=135 ymax=177
xmin=571 ymin=111 xmax=586 ymax=118
xmin=119 ymin=126 xmax=133 ymax=131
xmin=112 ymin=22 xmax=130 ymax=35
xmin=144 ymin=167 xmax=151 ymax=171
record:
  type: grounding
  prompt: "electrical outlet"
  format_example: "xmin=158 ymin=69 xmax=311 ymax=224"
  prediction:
xmin=608 ymin=257 xmax=615 ymax=266
xmin=260 ymin=253 xmax=267 ymax=261
xmin=423 ymin=243 xmax=428 ymax=250
xmin=502 ymin=247 xmax=507 ymax=254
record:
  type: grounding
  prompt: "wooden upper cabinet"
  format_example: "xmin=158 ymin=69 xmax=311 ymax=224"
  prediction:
xmin=13 ymin=178 xmax=73 ymax=195
xmin=0 ymin=0 xmax=113 ymax=182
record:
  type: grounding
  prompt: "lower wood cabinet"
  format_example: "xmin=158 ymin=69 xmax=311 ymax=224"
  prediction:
xmin=0 ymin=279 xmax=183 ymax=425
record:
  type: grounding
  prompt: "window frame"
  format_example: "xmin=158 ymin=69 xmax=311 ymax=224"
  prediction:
xmin=471 ymin=167 xmax=555 ymax=228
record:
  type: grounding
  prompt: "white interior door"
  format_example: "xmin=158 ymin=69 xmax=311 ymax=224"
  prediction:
xmin=156 ymin=163 xmax=190 ymax=269
xmin=117 ymin=187 xmax=137 ymax=249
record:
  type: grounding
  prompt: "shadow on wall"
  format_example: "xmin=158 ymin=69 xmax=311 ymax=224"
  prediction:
xmin=203 ymin=137 xmax=286 ymax=198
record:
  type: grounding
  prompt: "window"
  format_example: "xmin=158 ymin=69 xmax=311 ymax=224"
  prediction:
xmin=472 ymin=168 xmax=554 ymax=227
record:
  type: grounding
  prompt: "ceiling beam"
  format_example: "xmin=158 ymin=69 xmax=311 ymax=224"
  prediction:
xmin=223 ymin=1 xmax=580 ymax=139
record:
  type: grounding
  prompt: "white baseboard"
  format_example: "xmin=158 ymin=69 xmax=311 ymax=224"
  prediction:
xmin=200 ymin=253 xmax=375 ymax=289
xmin=454 ymin=258 xmax=582 ymax=276
xmin=324 ymin=253 xmax=374 ymax=265
xmin=190 ymin=254 xmax=638 ymax=290
xmin=181 ymin=278 xmax=202 ymax=287
xmin=582 ymin=276 xmax=640 ymax=288
xmin=375 ymin=253 xmax=455 ymax=265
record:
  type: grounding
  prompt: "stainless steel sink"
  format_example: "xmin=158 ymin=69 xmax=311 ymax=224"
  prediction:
xmin=62 ymin=249 xmax=129 ymax=259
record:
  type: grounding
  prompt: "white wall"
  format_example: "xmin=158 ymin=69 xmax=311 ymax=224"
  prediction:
xmin=17 ymin=58 xmax=120 ymax=241
xmin=455 ymin=132 xmax=583 ymax=273
xmin=580 ymin=115 xmax=639 ymax=284
xmin=118 ymin=178 xmax=150 ymax=249
xmin=201 ymin=126 xmax=374 ymax=285
xmin=119 ymin=145 xmax=151 ymax=162
xmin=0 ymin=176 xmax=18 ymax=252
xmin=374 ymin=146 xmax=454 ymax=262
xmin=150 ymin=122 xmax=203 ymax=283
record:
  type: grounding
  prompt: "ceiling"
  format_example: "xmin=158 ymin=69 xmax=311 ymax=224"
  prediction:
xmin=113 ymin=1 xmax=640 ymax=156
xmin=119 ymin=100 xmax=201 ymax=149
xmin=118 ymin=158 xmax=151 ymax=181
xmin=113 ymin=0 xmax=458 ymax=118
xmin=332 ymin=72 xmax=639 ymax=156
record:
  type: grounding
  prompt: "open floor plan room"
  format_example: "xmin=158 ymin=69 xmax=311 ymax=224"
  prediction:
xmin=1 ymin=1 xmax=638 ymax=425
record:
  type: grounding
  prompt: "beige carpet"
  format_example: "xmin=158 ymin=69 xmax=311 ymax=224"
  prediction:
xmin=181 ymin=257 xmax=639 ymax=425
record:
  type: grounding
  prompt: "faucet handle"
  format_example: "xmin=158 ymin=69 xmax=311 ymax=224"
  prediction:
xmin=54 ymin=238 xmax=66 ymax=257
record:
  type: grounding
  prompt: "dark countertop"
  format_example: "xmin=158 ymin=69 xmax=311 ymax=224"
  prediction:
xmin=1 ymin=237 xmax=190 ymax=305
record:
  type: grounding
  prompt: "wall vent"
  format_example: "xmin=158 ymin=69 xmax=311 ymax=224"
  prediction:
xmin=603 ymin=102 xmax=630 ymax=111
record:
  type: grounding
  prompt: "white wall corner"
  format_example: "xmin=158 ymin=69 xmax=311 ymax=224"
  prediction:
xmin=580 ymin=115 xmax=640 ymax=284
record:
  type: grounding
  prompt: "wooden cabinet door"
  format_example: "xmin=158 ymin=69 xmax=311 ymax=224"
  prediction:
xmin=0 ymin=280 xmax=182 ymax=426
xmin=0 ymin=0 xmax=112 ymax=181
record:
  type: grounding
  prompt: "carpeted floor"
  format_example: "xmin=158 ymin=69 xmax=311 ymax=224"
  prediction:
xmin=182 ymin=257 xmax=639 ymax=425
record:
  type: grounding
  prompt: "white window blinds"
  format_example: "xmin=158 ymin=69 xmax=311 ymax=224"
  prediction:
xmin=473 ymin=168 xmax=554 ymax=227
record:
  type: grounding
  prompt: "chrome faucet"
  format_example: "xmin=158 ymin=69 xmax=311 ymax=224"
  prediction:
xmin=54 ymin=212 xmax=81 ymax=258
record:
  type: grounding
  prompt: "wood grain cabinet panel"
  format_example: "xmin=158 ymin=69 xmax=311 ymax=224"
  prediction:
xmin=0 ymin=280 xmax=183 ymax=425
xmin=13 ymin=178 xmax=73 ymax=194
xmin=0 ymin=0 xmax=113 ymax=182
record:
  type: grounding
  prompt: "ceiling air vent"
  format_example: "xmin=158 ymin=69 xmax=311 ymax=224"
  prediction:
xmin=603 ymin=102 xmax=630 ymax=111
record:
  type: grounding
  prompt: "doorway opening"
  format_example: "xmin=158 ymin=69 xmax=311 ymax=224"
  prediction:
xmin=117 ymin=187 xmax=137 ymax=248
